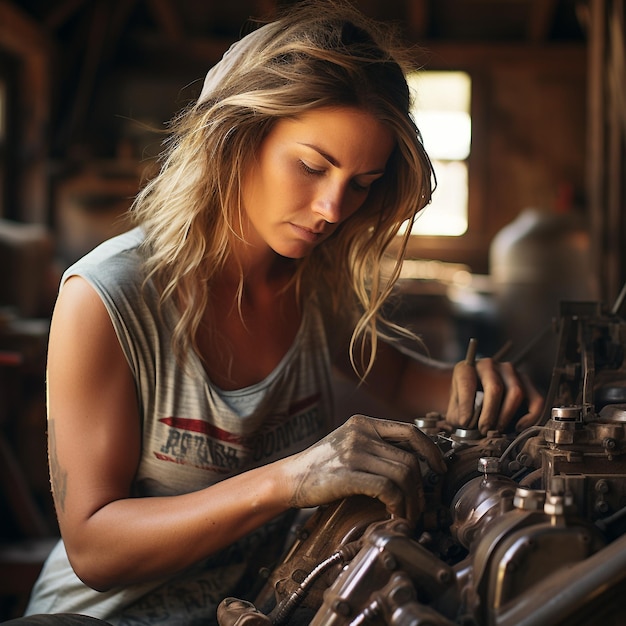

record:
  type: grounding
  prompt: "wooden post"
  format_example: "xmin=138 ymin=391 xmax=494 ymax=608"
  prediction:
xmin=586 ymin=0 xmax=606 ymax=302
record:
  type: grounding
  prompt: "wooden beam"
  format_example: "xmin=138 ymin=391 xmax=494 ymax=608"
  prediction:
xmin=106 ymin=0 xmax=139 ymax=61
xmin=252 ymin=0 xmax=278 ymax=20
xmin=146 ymin=0 xmax=183 ymax=42
xmin=128 ymin=31 xmax=233 ymax=65
xmin=0 ymin=1 xmax=51 ymax=222
xmin=606 ymin=0 xmax=626 ymax=304
xmin=608 ymin=0 xmax=626 ymax=136
xmin=63 ymin=0 xmax=109 ymax=147
xmin=45 ymin=0 xmax=89 ymax=30
xmin=527 ymin=0 xmax=558 ymax=42
xmin=586 ymin=0 xmax=606 ymax=300
xmin=406 ymin=0 xmax=430 ymax=39
xmin=0 ymin=1 xmax=50 ymax=50
xmin=413 ymin=41 xmax=586 ymax=71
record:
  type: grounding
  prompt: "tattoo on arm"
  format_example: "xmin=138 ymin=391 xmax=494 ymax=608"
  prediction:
xmin=48 ymin=419 xmax=68 ymax=513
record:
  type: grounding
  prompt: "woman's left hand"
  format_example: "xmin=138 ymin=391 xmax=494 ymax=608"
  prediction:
xmin=445 ymin=357 xmax=544 ymax=434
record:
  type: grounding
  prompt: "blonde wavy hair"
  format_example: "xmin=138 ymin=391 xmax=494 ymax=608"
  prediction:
xmin=131 ymin=0 xmax=434 ymax=377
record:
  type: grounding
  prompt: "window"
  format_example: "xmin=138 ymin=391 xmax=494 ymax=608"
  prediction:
xmin=404 ymin=71 xmax=472 ymax=236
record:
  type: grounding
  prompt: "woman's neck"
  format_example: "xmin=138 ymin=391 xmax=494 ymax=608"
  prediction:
xmin=220 ymin=243 xmax=297 ymax=291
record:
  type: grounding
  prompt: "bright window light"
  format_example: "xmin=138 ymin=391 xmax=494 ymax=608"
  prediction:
xmin=403 ymin=71 xmax=471 ymax=237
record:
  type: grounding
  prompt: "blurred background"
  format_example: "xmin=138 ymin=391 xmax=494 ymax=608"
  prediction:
xmin=0 ymin=0 xmax=624 ymax=618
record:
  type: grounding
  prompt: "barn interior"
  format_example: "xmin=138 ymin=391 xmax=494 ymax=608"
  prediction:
xmin=0 ymin=0 xmax=624 ymax=621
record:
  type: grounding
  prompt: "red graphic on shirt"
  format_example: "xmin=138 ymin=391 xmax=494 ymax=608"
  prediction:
xmin=154 ymin=394 xmax=323 ymax=472
xmin=159 ymin=417 xmax=245 ymax=445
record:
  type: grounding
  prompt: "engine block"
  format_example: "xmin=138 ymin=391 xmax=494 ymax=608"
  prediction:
xmin=217 ymin=299 xmax=626 ymax=626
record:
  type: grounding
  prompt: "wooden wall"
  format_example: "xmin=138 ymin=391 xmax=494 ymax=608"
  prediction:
xmin=404 ymin=43 xmax=587 ymax=274
xmin=0 ymin=2 xmax=592 ymax=277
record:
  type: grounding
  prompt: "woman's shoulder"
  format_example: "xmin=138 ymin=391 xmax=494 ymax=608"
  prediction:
xmin=61 ymin=227 xmax=146 ymax=287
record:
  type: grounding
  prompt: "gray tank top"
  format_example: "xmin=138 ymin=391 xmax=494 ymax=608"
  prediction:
xmin=26 ymin=227 xmax=335 ymax=624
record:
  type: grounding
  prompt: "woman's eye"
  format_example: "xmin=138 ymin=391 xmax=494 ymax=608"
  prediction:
xmin=351 ymin=180 xmax=370 ymax=192
xmin=299 ymin=161 xmax=324 ymax=176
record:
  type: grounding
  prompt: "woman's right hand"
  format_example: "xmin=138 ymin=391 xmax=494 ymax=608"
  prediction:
xmin=283 ymin=414 xmax=446 ymax=523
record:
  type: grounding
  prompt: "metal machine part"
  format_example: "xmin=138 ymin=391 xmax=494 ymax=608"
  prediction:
xmin=217 ymin=298 xmax=626 ymax=626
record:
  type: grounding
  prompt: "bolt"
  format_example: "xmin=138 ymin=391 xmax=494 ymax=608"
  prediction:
xmin=427 ymin=471 xmax=440 ymax=486
xmin=382 ymin=553 xmax=397 ymax=570
xmin=595 ymin=480 xmax=609 ymax=494
xmin=390 ymin=585 xmax=415 ymax=605
xmin=292 ymin=569 xmax=307 ymax=584
xmin=418 ymin=532 xmax=433 ymax=546
xmin=332 ymin=600 xmax=351 ymax=617
xmin=595 ymin=500 xmax=610 ymax=514
xmin=478 ymin=456 xmax=500 ymax=473
xmin=438 ymin=569 xmax=452 ymax=584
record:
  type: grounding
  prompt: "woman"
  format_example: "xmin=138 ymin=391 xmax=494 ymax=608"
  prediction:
xmin=21 ymin=2 xmax=541 ymax=624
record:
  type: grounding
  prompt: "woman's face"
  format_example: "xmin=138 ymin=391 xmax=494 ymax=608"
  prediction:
xmin=240 ymin=106 xmax=396 ymax=259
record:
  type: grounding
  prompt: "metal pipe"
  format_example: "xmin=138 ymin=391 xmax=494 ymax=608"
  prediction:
xmin=494 ymin=531 xmax=626 ymax=626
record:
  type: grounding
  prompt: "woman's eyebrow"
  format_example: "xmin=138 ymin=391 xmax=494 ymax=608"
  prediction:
xmin=299 ymin=142 xmax=386 ymax=175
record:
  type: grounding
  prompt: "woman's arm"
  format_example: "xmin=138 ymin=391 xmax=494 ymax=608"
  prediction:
xmin=47 ymin=277 xmax=292 ymax=591
xmin=48 ymin=277 xmax=444 ymax=592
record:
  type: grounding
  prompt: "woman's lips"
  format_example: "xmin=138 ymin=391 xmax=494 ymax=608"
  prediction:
xmin=290 ymin=223 xmax=325 ymax=243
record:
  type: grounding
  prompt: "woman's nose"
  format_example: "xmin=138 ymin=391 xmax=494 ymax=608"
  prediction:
xmin=313 ymin=183 xmax=345 ymax=224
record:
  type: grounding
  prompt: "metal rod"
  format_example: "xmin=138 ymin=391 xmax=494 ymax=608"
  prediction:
xmin=495 ymin=531 xmax=626 ymax=626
